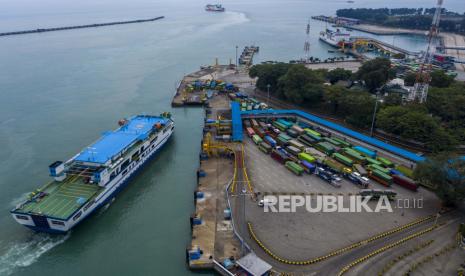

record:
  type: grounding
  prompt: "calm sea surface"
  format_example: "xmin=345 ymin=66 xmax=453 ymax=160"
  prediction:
xmin=0 ymin=0 xmax=463 ymax=275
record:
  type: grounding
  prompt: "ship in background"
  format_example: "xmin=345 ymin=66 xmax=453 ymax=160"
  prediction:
xmin=205 ymin=4 xmax=225 ymax=12
xmin=319 ymin=28 xmax=351 ymax=48
xmin=11 ymin=114 xmax=174 ymax=233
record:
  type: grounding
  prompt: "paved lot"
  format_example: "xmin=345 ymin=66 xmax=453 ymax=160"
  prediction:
xmin=243 ymin=137 xmax=441 ymax=261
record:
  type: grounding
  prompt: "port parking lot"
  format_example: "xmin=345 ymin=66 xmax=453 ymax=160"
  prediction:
xmin=242 ymin=137 xmax=441 ymax=262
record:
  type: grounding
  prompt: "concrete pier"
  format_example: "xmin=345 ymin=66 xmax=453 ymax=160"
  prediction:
xmin=0 ymin=16 xmax=164 ymax=37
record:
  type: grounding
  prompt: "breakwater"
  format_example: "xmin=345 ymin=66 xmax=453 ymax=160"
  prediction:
xmin=0 ymin=16 xmax=164 ymax=37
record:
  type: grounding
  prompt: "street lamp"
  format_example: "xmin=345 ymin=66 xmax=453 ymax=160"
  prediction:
xmin=370 ymin=92 xmax=380 ymax=137
xmin=235 ymin=45 xmax=238 ymax=72
xmin=266 ymin=84 xmax=271 ymax=106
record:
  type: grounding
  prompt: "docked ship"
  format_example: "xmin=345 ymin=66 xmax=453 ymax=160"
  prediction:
xmin=319 ymin=28 xmax=351 ymax=48
xmin=205 ymin=4 xmax=225 ymax=12
xmin=11 ymin=114 xmax=174 ymax=233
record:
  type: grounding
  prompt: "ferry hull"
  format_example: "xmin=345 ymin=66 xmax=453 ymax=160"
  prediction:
xmin=11 ymin=123 xmax=174 ymax=234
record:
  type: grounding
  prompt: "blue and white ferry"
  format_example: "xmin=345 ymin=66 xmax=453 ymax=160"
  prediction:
xmin=11 ymin=113 xmax=174 ymax=233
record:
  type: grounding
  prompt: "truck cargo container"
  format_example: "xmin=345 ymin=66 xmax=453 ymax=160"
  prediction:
xmin=298 ymin=152 xmax=316 ymax=163
xmin=366 ymin=157 xmax=383 ymax=167
xmin=286 ymin=129 xmax=299 ymax=138
xmin=315 ymin=142 xmax=335 ymax=156
xmin=246 ymin=127 xmax=255 ymax=137
xmin=288 ymin=139 xmax=306 ymax=151
xmin=276 ymin=136 xmax=289 ymax=146
xmin=251 ymin=119 xmax=259 ymax=128
xmin=298 ymin=135 xmax=317 ymax=147
xmin=377 ymin=157 xmax=394 ymax=167
xmin=324 ymin=137 xmax=342 ymax=147
xmin=332 ymin=137 xmax=351 ymax=147
xmin=332 ymin=153 xmax=354 ymax=167
xmin=252 ymin=135 xmax=263 ymax=145
xmin=264 ymin=136 xmax=277 ymax=148
xmin=342 ymin=148 xmax=366 ymax=164
xmin=305 ymin=147 xmax=326 ymax=159
xmin=286 ymin=146 xmax=301 ymax=156
xmin=323 ymin=158 xmax=346 ymax=174
xmin=306 ymin=132 xmax=322 ymax=142
xmin=291 ymin=125 xmax=305 ymax=135
xmin=259 ymin=142 xmax=272 ymax=154
xmin=254 ymin=128 xmax=265 ymax=138
xmin=390 ymin=169 xmax=404 ymax=176
xmin=258 ymin=121 xmax=268 ymax=130
xmin=277 ymin=119 xmax=293 ymax=128
xmin=271 ymin=150 xmax=288 ymax=164
xmin=300 ymin=160 xmax=316 ymax=174
xmin=395 ymin=165 xmax=414 ymax=178
xmin=285 ymin=161 xmax=304 ymax=176
xmin=304 ymin=128 xmax=321 ymax=137
xmin=368 ymin=164 xmax=390 ymax=175
xmin=243 ymin=120 xmax=251 ymax=128
xmin=353 ymin=146 xmax=376 ymax=158
xmin=369 ymin=170 xmax=393 ymax=186
xmin=392 ymin=175 xmax=418 ymax=191
xmin=272 ymin=121 xmax=287 ymax=131
xmin=278 ymin=133 xmax=292 ymax=142
xmin=353 ymin=164 xmax=368 ymax=176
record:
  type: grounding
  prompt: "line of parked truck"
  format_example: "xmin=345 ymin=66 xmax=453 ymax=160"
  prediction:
xmin=244 ymin=117 xmax=419 ymax=192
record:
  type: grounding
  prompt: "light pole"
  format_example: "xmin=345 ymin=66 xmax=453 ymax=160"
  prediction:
xmin=235 ymin=45 xmax=238 ymax=72
xmin=370 ymin=92 xmax=380 ymax=137
xmin=266 ymin=84 xmax=271 ymax=106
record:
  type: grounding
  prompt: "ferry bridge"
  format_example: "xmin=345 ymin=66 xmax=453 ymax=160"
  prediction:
xmin=348 ymin=36 xmax=421 ymax=57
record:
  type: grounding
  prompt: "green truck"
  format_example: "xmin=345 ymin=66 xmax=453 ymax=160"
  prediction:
xmin=285 ymin=161 xmax=304 ymax=176
xmin=252 ymin=135 xmax=263 ymax=145
xmin=315 ymin=142 xmax=335 ymax=156
xmin=323 ymin=137 xmax=342 ymax=147
xmin=368 ymin=164 xmax=390 ymax=175
xmin=331 ymin=137 xmax=351 ymax=148
xmin=366 ymin=157 xmax=383 ymax=167
xmin=298 ymin=152 xmax=316 ymax=163
xmin=272 ymin=121 xmax=287 ymax=131
xmin=332 ymin=153 xmax=354 ymax=167
xmin=369 ymin=169 xmax=393 ymax=187
xmin=323 ymin=158 xmax=351 ymax=174
xmin=342 ymin=148 xmax=366 ymax=164
xmin=377 ymin=157 xmax=394 ymax=168
xmin=259 ymin=142 xmax=272 ymax=154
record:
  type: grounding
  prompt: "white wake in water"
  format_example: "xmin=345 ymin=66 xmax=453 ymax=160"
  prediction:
xmin=201 ymin=11 xmax=250 ymax=34
xmin=0 ymin=233 xmax=70 ymax=276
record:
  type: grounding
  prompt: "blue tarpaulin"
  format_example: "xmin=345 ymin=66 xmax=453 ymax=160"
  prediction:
xmin=75 ymin=115 xmax=167 ymax=164
xmin=231 ymin=102 xmax=243 ymax=142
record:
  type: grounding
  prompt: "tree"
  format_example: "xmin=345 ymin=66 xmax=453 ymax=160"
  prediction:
xmin=403 ymin=72 xmax=417 ymax=86
xmin=376 ymin=106 xmax=457 ymax=152
xmin=277 ymin=65 xmax=325 ymax=106
xmin=339 ymin=91 xmax=376 ymax=128
xmin=327 ymin=68 xmax=352 ymax=84
xmin=324 ymin=85 xmax=347 ymax=113
xmin=249 ymin=63 xmax=291 ymax=96
xmin=356 ymin=58 xmax=393 ymax=92
xmin=383 ymin=93 xmax=403 ymax=106
xmin=414 ymin=154 xmax=465 ymax=206
xmin=430 ymin=70 xmax=455 ymax=88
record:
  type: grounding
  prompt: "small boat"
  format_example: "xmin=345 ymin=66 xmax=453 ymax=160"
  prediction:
xmin=328 ymin=50 xmax=336 ymax=53
xmin=205 ymin=4 xmax=225 ymax=12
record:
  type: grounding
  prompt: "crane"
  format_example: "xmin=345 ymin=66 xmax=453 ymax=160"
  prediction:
xmin=411 ymin=0 xmax=444 ymax=103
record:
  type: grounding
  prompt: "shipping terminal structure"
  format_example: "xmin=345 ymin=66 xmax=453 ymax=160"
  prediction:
xmin=11 ymin=114 xmax=174 ymax=233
